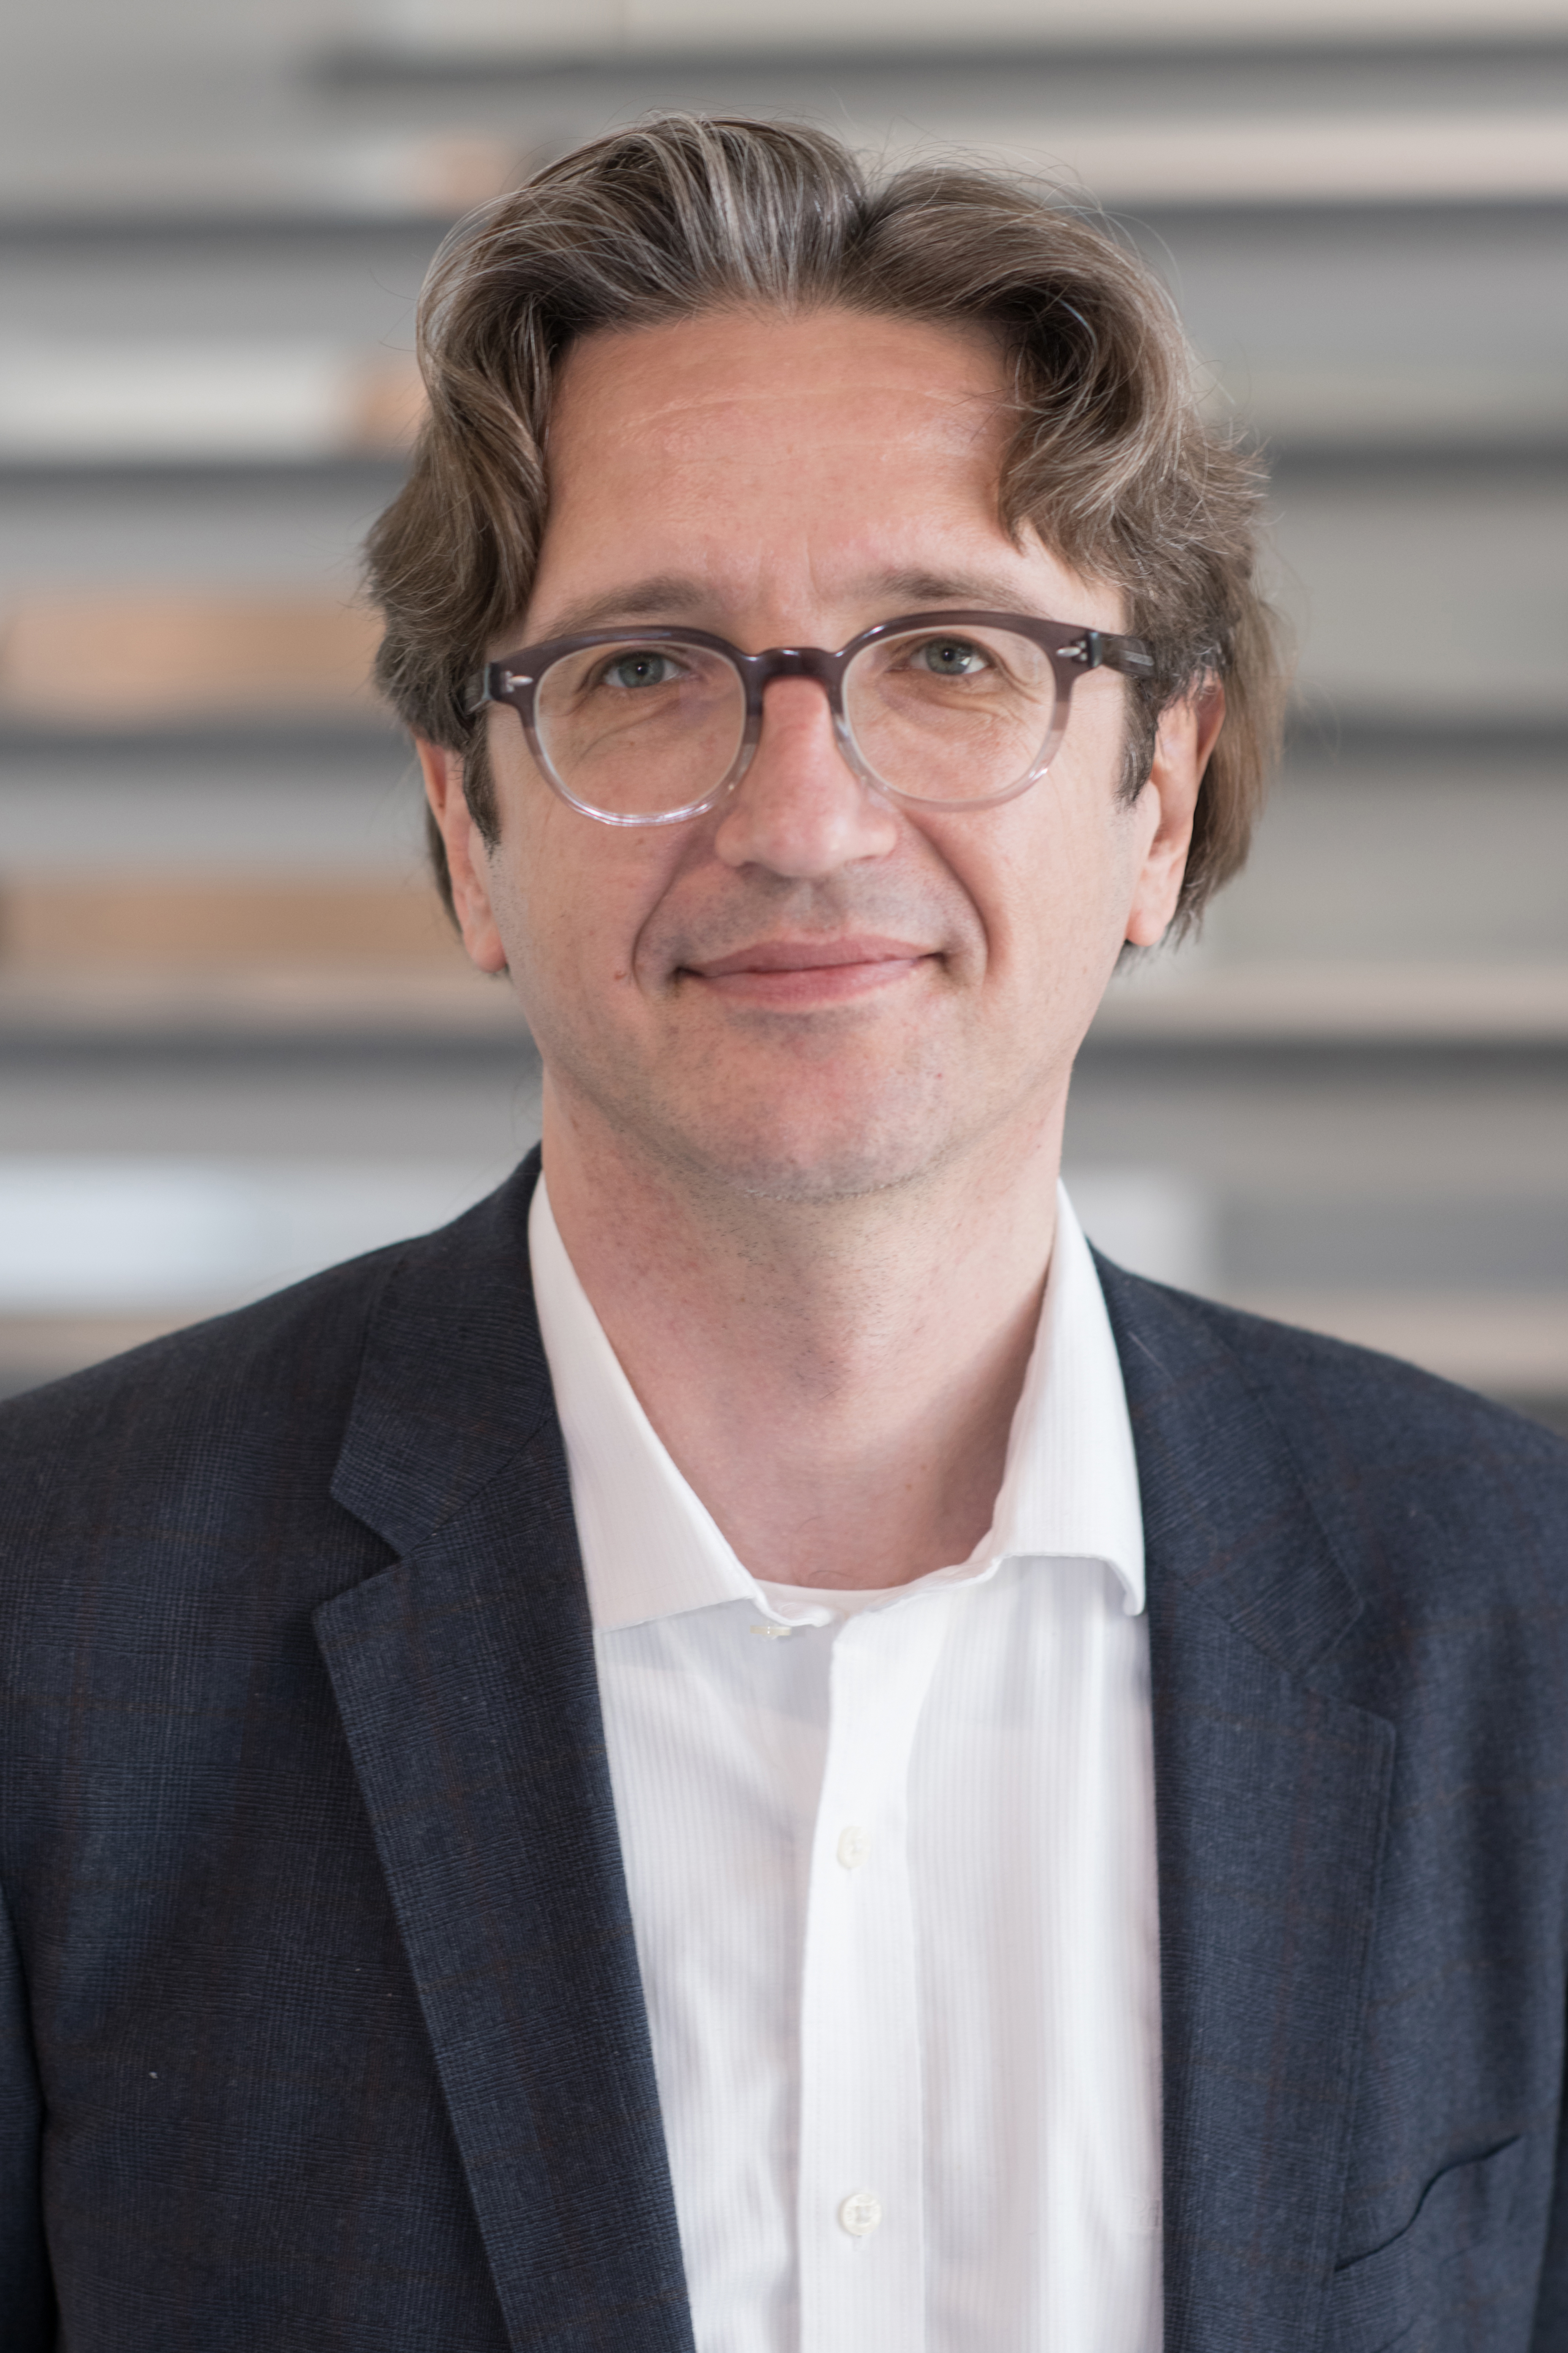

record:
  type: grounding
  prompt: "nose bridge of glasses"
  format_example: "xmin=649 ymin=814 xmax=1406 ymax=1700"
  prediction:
xmin=741 ymin=642 xmax=849 ymax=698
xmin=740 ymin=646 xmax=852 ymax=739
xmin=729 ymin=647 xmax=866 ymax=795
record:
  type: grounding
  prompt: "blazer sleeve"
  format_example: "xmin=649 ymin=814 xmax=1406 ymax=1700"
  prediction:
xmin=0 ymin=1879 xmax=54 ymax=2344
xmin=1530 ymin=2016 xmax=1568 ymax=2349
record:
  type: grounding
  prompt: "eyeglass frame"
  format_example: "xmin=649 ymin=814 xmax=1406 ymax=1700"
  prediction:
xmin=467 ymin=609 xmax=1157 ymax=827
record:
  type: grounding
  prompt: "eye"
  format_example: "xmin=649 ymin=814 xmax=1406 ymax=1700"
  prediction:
xmin=906 ymin=635 xmax=992 ymax=677
xmin=597 ymin=649 xmax=684 ymax=691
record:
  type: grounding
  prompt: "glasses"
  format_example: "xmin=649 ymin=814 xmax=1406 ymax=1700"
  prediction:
xmin=469 ymin=610 xmax=1155 ymax=827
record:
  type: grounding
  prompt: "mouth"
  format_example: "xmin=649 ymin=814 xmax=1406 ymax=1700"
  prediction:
xmin=680 ymin=934 xmax=937 ymax=1006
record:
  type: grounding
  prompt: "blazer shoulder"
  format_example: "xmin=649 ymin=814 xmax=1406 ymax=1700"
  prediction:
xmin=0 ymin=1238 xmax=402 ymax=1468
xmin=1182 ymin=1284 xmax=1564 ymax=1473
xmin=0 ymin=1244 xmax=428 ymax=1586
xmin=0 ymin=1159 xmax=543 ymax=1568
xmin=0 ymin=1150 xmax=543 ymax=1474
xmin=1099 ymin=1254 xmax=1567 ymax=1472
xmin=1097 ymin=1256 xmax=1568 ymax=1619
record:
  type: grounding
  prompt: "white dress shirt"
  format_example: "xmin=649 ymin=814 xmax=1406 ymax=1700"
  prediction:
xmin=530 ymin=1176 xmax=1162 ymax=2353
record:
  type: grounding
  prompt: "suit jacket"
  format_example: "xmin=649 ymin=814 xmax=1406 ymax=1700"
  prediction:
xmin=1 ymin=1149 xmax=1565 ymax=2352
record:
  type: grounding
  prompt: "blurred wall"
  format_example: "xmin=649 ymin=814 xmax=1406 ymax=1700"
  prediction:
xmin=2 ymin=0 xmax=1566 ymax=1427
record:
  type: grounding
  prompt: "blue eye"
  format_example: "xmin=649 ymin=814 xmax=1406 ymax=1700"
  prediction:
xmin=601 ymin=651 xmax=680 ymax=690
xmin=911 ymin=637 xmax=989 ymax=676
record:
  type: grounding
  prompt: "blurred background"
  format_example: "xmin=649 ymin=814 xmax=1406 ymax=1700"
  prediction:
xmin=2 ymin=0 xmax=1565 ymax=1429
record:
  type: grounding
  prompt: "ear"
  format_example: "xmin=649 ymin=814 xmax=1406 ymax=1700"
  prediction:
xmin=1123 ymin=680 xmax=1225 ymax=949
xmin=416 ymin=736 xmax=508 ymax=975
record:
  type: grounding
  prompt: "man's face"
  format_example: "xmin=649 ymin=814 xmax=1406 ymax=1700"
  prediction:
xmin=427 ymin=307 xmax=1206 ymax=1206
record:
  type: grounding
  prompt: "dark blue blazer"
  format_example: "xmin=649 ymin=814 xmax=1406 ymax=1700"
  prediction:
xmin=1 ymin=1153 xmax=1565 ymax=2351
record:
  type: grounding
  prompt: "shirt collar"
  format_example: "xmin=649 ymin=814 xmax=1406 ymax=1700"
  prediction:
xmin=988 ymin=1181 xmax=1145 ymax=1614
xmin=530 ymin=1174 xmax=1144 ymax=1633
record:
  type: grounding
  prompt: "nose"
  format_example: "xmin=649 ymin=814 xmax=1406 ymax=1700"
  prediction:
xmin=711 ymin=674 xmax=899 ymax=879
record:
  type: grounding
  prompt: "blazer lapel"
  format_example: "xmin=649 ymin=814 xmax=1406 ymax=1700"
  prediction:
xmin=1098 ymin=1260 xmax=1397 ymax=2353
xmin=315 ymin=1155 xmax=694 ymax=2353
xmin=313 ymin=1163 xmax=1389 ymax=2349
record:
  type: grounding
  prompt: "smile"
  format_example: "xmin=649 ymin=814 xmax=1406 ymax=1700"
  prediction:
xmin=680 ymin=936 xmax=936 ymax=1005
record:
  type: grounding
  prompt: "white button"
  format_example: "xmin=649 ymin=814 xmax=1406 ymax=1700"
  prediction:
xmin=838 ymin=2190 xmax=882 ymax=2237
xmin=750 ymin=1623 xmax=794 ymax=1640
xmin=836 ymin=1824 xmax=871 ymax=1870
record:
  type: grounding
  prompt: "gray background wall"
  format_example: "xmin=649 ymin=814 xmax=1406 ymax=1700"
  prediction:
xmin=2 ymin=0 xmax=1565 ymax=1427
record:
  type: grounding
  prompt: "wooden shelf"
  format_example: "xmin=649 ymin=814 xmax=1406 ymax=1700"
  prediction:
xmin=0 ymin=876 xmax=459 ymax=970
xmin=0 ymin=348 xmax=424 ymax=468
xmin=0 ymin=964 xmax=520 ymax=1044
xmin=1092 ymin=961 xmax=1568 ymax=1046
xmin=0 ymin=595 xmax=382 ymax=729
xmin=1227 ymin=1287 xmax=1568 ymax=1394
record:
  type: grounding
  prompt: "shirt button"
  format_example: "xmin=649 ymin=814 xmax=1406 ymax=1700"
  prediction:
xmin=836 ymin=1824 xmax=871 ymax=1870
xmin=839 ymin=2189 xmax=882 ymax=2237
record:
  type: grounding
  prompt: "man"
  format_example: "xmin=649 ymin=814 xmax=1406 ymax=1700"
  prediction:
xmin=1 ymin=116 xmax=1564 ymax=2351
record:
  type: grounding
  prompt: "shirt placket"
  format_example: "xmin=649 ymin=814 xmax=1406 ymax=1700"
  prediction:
xmin=795 ymin=1591 xmax=954 ymax=2353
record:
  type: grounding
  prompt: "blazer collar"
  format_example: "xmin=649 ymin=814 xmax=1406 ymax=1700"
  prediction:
xmin=328 ymin=1151 xmax=556 ymax=1559
xmin=1097 ymin=1256 xmax=1396 ymax=2353
xmin=318 ymin=1148 xmax=694 ymax=2353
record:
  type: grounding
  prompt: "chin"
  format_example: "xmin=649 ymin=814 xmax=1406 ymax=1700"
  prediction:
xmin=662 ymin=1096 xmax=965 ymax=1208
xmin=555 ymin=1031 xmax=1003 ymax=1209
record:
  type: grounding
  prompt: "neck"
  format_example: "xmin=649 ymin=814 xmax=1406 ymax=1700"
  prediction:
xmin=540 ymin=1084 xmax=1064 ymax=1590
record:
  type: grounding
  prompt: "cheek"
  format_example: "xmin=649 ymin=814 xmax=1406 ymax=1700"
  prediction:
xmin=952 ymin=772 xmax=1144 ymax=983
xmin=1004 ymin=769 xmax=1111 ymax=902
xmin=498 ymin=806 xmax=680 ymax=1006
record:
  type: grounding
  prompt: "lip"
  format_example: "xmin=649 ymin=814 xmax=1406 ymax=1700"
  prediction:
xmin=681 ymin=934 xmax=936 ymax=1004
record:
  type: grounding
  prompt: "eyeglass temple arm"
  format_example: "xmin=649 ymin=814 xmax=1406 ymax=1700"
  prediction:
xmin=1062 ymin=630 xmax=1156 ymax=678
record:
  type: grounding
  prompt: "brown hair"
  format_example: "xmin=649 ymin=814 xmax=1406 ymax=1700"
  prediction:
xmin=365 ymin=114 xmax=1285 ymax=932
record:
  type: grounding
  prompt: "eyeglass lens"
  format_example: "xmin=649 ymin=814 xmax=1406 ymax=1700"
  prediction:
xmin=531 ymin=626 xmax=1062 ymax=819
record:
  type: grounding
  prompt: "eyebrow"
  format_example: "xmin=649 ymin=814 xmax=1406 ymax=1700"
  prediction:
xmin=868 ymin=566 xmax=1045 ymax=615
xmin=528 ymin=576 xmax=715 ymax=641
xmin=524 ymin=566 xmax=1053 ymax=647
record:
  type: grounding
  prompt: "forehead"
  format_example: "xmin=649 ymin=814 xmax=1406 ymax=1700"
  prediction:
xmin=529 ymin=307 xmax=1051 ymax=628
xmin=549 ymin=305 xmax=1009 ymax=456
xmin=542 ymin=308 xmax=1012 ymax=540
